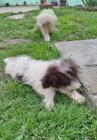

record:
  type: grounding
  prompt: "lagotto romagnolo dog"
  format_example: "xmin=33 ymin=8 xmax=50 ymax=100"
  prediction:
xmin=4 ymin=56 xmax=85 ymax=109
xmin=36 ymin=9 xmax=57 ymax=42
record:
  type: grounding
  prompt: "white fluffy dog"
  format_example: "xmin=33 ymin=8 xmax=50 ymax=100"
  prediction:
xmin=36 ymin=9 xmax=57 ymax=42
xmin=4 ymin=56 xmax=85 ymax=109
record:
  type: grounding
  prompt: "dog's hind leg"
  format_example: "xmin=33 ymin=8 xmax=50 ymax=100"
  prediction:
xmin=41 ymin=26 xmax=50 ymax=42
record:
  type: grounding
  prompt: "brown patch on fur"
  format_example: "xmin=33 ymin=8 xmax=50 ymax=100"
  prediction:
xmin=15 ymin=74 xmax=23 ymax=81
xmin=41 ymin=59 xmax=79 ymax=89
xmin=43 ymin=22 xmax=50 ymax=27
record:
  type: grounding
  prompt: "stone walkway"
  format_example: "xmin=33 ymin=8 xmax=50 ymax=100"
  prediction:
xmin=0 ymin=6 xmax=59 ymax=14
xmin=0 ymin=6 xmax=39 ymax=13
xmin=55 ymin=39 xmax=97 ymax=107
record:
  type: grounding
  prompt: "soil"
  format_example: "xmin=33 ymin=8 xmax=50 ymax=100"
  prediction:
xmin=0 ymin=38 xmax=31 ymax=49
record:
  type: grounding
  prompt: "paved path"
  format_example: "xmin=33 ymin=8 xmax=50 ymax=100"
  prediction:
xmin=55 ymin=39 xmax=97 ymax=107
xmin=0 ymin=6 xmax=39 ymax=13
xmin=0 ymin=6 xmax=59 ymax=14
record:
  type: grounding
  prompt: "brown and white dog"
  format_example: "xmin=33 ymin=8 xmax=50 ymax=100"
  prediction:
xmin=4 ymin=56 xmax=85 ymax=110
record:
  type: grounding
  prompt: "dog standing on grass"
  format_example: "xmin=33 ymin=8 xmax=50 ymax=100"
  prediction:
xmin=4 ymin=56 xmax=85 ymax=110
xmin=36 ymin=9 xmax=58 ymax=42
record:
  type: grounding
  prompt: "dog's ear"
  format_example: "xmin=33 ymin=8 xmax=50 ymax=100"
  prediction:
xmin=41 ymin=75 xmax=51 ymax=88
xmin=61 ymin=58 xmax=80 ymax=79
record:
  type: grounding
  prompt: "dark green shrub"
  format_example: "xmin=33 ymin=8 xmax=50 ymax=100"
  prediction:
xmin=82 ymin=0 xmax=97 ymax=7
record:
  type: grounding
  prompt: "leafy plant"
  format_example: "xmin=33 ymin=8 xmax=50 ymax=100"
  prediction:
xmin=82 ymin=0 xmax=97 ymax=7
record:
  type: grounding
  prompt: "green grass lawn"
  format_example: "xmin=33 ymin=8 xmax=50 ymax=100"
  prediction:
xmin=0 ymin=7 xmax=97 ymax=140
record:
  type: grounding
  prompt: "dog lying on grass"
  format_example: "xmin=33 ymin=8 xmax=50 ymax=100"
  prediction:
xmin=36 ymin=9 xmax=58 ymax=42
xmin=4 ymin=56 xmax=85 ymax=110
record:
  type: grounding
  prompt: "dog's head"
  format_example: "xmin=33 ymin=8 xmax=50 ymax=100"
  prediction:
xmin=41 ymin=59 xmax=79 ymax=89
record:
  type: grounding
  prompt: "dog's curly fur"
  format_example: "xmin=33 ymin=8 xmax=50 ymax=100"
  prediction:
xmin=4 ymin=56 xmax=85 ymax=109
xmin=36 ymin=9 xmax=58 ymax=42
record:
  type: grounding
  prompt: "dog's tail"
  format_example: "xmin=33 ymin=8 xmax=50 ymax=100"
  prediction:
xmin=4 ymin=58 xmax=13 ymax=63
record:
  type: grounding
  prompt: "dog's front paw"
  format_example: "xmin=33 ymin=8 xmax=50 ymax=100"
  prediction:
xmin=43 ymin=99 xmax=54 ymax=110
xmin=76 ymin=95 xmax=85 ymax=103
xmin=44 ymin=36 xmax=50 ymax=42
xmin=71 ymin=91 xmax=85 ymax=103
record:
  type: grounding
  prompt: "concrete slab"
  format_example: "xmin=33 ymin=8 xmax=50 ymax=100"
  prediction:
xmin=55 ymin=39 xmax=97 ymax=106
xmin=8 ymin=14 xmax=25 ymax=19
xmin=0 ymin=6 xmax=39 ymax=14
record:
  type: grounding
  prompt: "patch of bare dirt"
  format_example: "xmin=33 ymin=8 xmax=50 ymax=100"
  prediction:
xmin=7 ymin=38 xmax=31 ymax=45
xmin=0 ymin=47 xmax=5 ymax=51
xmin=7 ymin=14 xmax=25 ymax=19
xmin=0 ymin=72 xmax=7 ymax=79
xmin=0 ymin=38 xmax=31 ymax=49
xmin=75 ymin=6 xmax=97 ymax=11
